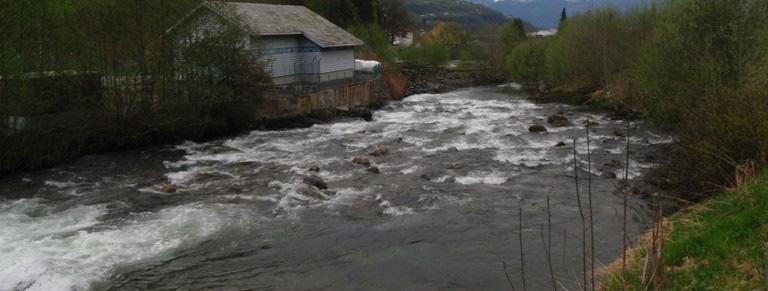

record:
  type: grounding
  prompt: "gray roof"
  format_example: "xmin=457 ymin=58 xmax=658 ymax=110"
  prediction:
xmin=203 ymin=1 xmax=363 ymax=48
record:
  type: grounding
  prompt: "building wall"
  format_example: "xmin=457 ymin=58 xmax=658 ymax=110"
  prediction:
xmin=256 ymin=35 xmax=322 ymax=80
xmin=174 ymin=8 xmax=356 ymax=85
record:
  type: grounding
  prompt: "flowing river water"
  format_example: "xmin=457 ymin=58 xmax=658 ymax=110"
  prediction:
xmin=0 ymin=86 xmax=671 ymax=290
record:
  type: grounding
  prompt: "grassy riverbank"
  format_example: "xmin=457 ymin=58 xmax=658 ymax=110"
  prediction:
xmin=601 ymin=170 xmax=768 ymax=290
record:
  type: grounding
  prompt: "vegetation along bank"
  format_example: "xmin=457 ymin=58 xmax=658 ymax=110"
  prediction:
xmin=500 ymin=0 xmax=768 ymax=288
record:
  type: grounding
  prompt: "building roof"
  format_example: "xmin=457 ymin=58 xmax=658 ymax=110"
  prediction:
xmin=201 ymin=1 xmax=363 ymax=48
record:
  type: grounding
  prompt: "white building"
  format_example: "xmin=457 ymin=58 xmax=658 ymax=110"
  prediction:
xmin=169 ymin=1 xmax=363 ymax=85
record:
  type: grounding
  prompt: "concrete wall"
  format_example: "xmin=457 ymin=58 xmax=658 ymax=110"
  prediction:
xmin=252 ymin=77 xmax=388 ymax=121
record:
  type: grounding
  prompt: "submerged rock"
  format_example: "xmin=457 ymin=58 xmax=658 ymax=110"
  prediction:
xmin=547 ymin=115 xmax=571 ymax=127
xmin=352 ymin=157 xmax=371 ymax=167
xmin=298 ymin=186 xmax=326 ymax=200
xmin=366 ymin=167 xmax=381 ymax=174
xmin=307 ymin=165 xmax=321 ymax=172
xmin=303 ymin=176 xmax=328 ymax=190
xmin=370 ymin=147 xmax=389 ymax=157
xmin=605 ymin=159 xmax=623 ymax=168
xmin=529 ymin=124 xmax=548 ymax=133
xmin=555 ymin=142 xmax=567 ymax=147
xmin=161 ymin=184 xmax=177 ymax=194
xmin=445 ymin=163 xmax=463 ymax=170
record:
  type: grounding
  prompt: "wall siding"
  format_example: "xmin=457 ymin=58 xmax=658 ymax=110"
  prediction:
xmin=175 ymin=9 xmax=356 ymax=84
xmin=320 ymin=49 xmax=355 ymax=73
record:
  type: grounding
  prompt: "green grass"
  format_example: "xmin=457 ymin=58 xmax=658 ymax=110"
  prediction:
xmin=603 ymin=172 xmax=768 ymax=290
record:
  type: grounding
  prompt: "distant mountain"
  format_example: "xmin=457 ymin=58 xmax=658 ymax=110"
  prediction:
xmin=406 ymin=0 xmax=537 ymax=31
xmin=466 ymin=0 xmax=645 ymax=28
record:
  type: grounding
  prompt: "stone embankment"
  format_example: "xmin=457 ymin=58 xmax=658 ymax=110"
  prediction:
xmin=401 ymin=67 xmax=505 ymax=96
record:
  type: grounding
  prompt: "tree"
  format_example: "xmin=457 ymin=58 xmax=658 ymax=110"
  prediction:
xmin=305 ymin=0 xmax=359 ymax=28
xmin=500 ymin=18 xmax=527 ymax=53
xmin=559 ymin=7 xmax=567 ymax=29
xmin=507 ymin=40 xmax=546 ymax=90
xmin=380 ymin=0 xmax=416 ymax=42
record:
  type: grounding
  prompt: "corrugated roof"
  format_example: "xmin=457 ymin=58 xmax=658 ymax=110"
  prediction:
xmin=203 ymin=1 xmax=363 ymax=48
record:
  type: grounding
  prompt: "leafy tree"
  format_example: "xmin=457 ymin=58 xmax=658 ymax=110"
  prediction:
xmin=500 ymin=18 xmax=527 ymax=53
xmin=507 ymin=40 xmax=546 ymax=90
xmin=544 ymin=7 xmax=627 ymax=89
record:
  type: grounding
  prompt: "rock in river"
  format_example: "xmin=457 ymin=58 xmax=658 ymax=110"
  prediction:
xmin=370 ymin=147 xmax=389 ymax=157
xmin=529 ymin=124 xmax=548 ymax=133
xmin=352 ymin=157 xmax=371 ymax=167
xmin=366 ymin=167 xmax=381 ymax=174
xmin=303 ymin=176 xmax=328 ymax=190
xmin=547 ymin=115 xmax=571 ymax=127
xmin=161 ymin=184 xmax=177 ymax=193
xmin=298 ymin=186 xmax=326 ymax=200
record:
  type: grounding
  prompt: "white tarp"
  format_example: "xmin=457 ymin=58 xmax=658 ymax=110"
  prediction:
xmin=355 ymin=60 xmax=382 ymax=73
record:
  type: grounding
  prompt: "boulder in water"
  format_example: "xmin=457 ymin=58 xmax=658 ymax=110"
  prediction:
xmin=529 ymin=124 xmax=548 ymax=133
xmin=352 ymin=157 xmax=371 ymax=167
xmin=161 ymin=184 xmax=177 ymax=194
xmin=547 ymin=115 xmax=571 ymax=127
xmin=445 ymin=163 xmax=463 ymax=170
xmin=583 ymin=120 xmax=599 ymax=127
xmin=613 ymin=129 xmax=627 ymax=138
xmin=308 ymin=165 xmax=321 ymax=172
xmin=298 ymin=186 xmax=326 ymax=200
xmin=554 ymin=142 xmax=567 ymax=147
xmin=371 ymin=147 xmax=389 ymax=157
xmin=367 ymin=167 xmax=381 ymax=174
xmin=605 ymin=159 xmax=622 ymax=168
xmin=303 ymin=176 xmax=328 ymax=190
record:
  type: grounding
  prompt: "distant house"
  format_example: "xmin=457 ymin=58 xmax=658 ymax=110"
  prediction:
xmin=168 ymin=1 xmax=364 ymax=85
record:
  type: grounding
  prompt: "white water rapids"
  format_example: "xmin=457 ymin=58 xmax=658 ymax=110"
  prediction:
xmin=0 ymin=86 xmax=671 ymax=290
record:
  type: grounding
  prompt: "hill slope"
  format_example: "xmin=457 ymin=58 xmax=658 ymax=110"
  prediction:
xmin=467 ymin=0 xmax=644 ymax=28
xmin=406 ymin=0 xmax=535 ymax=30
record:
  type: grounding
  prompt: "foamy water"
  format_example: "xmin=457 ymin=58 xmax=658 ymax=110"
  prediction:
xmin=0 ymin=86 xmax=670 ymax=290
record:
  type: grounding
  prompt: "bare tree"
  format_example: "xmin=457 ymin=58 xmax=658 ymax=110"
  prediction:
xmin=380 ymin=0 xmax=416 ymax=42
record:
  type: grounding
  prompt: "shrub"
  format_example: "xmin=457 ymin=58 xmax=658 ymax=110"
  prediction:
xmin=506 ymin=40 xmax=546 ymax=89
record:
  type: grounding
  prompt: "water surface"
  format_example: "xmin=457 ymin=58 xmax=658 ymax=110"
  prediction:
xmin=0 ymin=86 xmax=671 ymax=290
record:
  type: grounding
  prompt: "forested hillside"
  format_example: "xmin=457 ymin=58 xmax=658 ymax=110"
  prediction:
xmin=406 ymin=0 xmax=506 ymax=29
xmin=468 ymin=0 xmax=643 ymax=28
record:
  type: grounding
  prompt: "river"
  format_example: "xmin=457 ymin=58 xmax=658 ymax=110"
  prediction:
xmin=0 ymin=86 xmax=671 ymax=290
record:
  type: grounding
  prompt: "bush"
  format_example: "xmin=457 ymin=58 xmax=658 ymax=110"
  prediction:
xmin=543 ymin=7 xmax=630 ymax=89
xmin=520 ymin=0 xmax=768 ymax=194
xmin=506 ymin=40 xmax=546 ymax=89
xmin=634 ymin=0 xmax=768 ymax=194
xmin=397 ymin=44 xmax=451 ymax=67
xmin=347 ymin=23 xmax=396 ymax=64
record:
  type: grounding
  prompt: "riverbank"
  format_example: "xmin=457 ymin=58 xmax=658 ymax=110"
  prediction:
xmin=401 ymin=66 xmax=507 ymax=96
xmin=0 ymin=86 xmax=670 ymax=290
xmin=600 ymin=169 xmax=768 ymax=290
